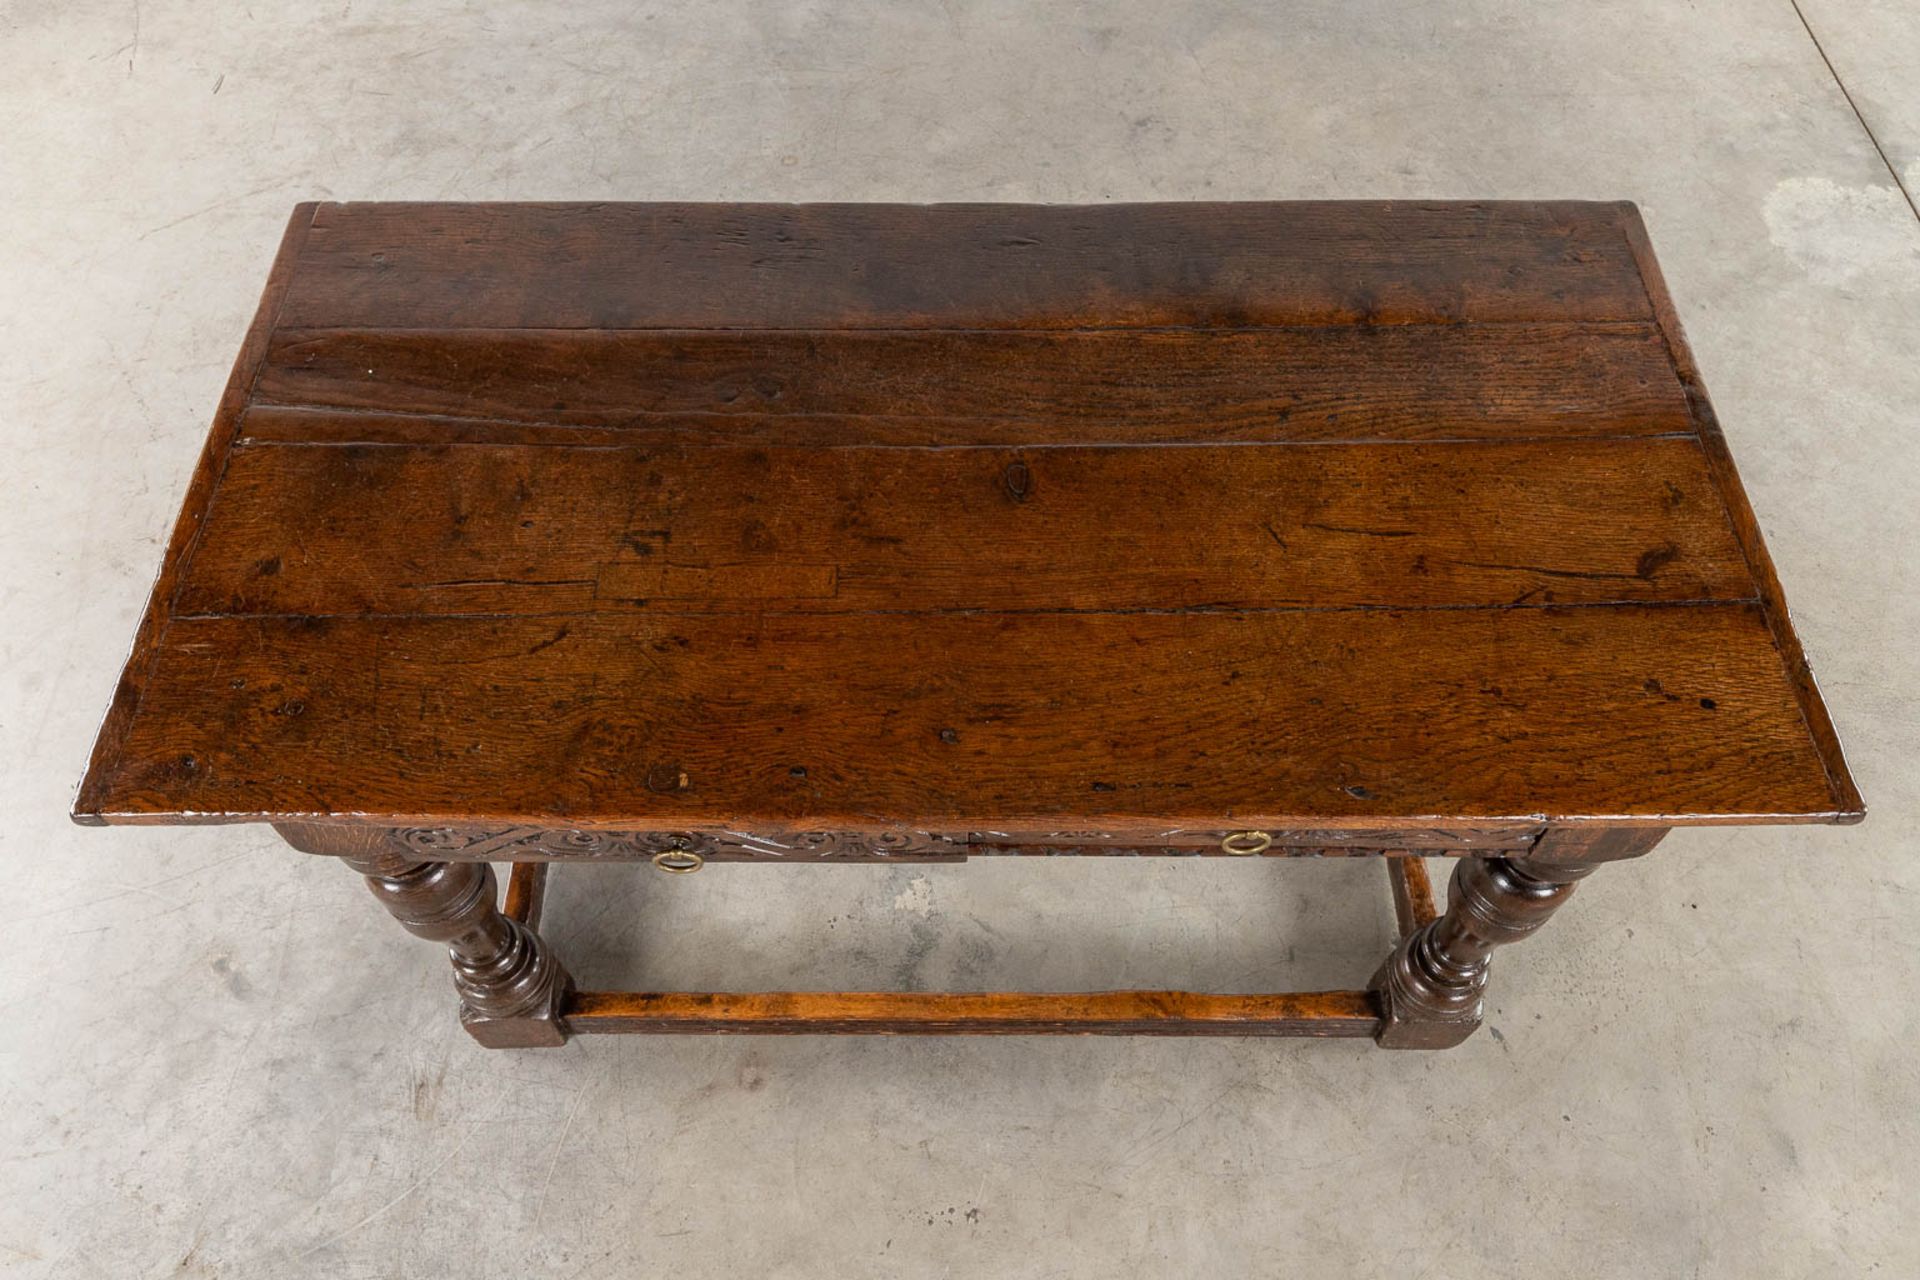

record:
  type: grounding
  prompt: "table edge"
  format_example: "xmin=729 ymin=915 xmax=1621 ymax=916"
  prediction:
xmin=1614 ymin=202 xmax=1864 ymax=823
xmin=68 ymin=201 xmax=1867 ymax=832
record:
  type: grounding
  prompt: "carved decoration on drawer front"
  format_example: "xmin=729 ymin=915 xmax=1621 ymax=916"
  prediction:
xmin=1010 ymin=845 xmax=1385 ymax=858
xmin=393 ymin=827 xmax=968 ymax=860
xmin=389 ymin=825 xmax=1535 ymax=861
xmin=964 ymin=827 xmax=1542 ymax=853
xmin=396 ymin=827 xmax=509 ymax=856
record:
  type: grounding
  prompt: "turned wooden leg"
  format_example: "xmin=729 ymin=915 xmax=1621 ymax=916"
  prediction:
xmin=343 ymin=850 xmax=573 ymax=1048
xmin=1371 ymin=828 xmax=1664 ymax=1049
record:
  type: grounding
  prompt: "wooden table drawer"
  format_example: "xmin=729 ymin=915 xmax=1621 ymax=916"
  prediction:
xmin=283 ymin=823 xmax=1549 ymax=865
xmin=964 ymin=827 xmax=1544 ymax=856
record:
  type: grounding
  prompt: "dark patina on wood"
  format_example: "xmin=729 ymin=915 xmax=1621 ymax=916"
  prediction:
xmin=75 ymin=202 xmax=1860 ymax=1048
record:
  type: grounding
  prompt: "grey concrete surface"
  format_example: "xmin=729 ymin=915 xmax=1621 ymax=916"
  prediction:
xmin=2 ymin=2 xmax=1916 ymax=1275
xmin=1797 ymin=0 xmax=1920 ymax=200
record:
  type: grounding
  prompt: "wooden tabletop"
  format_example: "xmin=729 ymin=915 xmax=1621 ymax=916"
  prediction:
xmin=75 ymin=201 xmax=1860 ymax=832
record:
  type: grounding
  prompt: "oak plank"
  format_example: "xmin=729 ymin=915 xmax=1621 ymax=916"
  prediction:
xmin=562 ymin=989 xmax=1382 ymax=1036
xmin=75 ymin=605 xmax=1841 ymax=826
xmin=173 ymin=439 xmax=1753 ymax=616
xmin=1616 ymin=204 xmax=1864 ymax=822
xmin=75 ymin=200 xmax=1859 ymax=842
xmin=1386 ymin=856 xmax=1439 ymax=937
xmin=72 ymin=204 xmax=320 ymax=828
xmin=283 ymin=202 xmax=1655 ymax=330
xmin=502 ymin=860 xmax=548 ymax=930
xmin=250 ymin=323 xmax=1692 ymax=444
xmin=276 ymin=821 xmax=1542 ymax=859
xmin=966 ymin=827 xmax=1540 ymax=851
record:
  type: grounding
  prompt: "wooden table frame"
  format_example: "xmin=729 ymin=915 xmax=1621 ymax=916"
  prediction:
xmin=278 ymin=822 xmax=1660 ymax=1048
xmin=74 ymin=201 xmax=1863 ymax=1053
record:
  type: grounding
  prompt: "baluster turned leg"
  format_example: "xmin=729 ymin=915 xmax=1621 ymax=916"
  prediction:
xmin=1371 ymin=828 xmax=1664 ymax=1049
xmin=276 ymin=823 xmax=574 ymax=1046
xmin=341 ymin=851 xmax=572 ymax=1047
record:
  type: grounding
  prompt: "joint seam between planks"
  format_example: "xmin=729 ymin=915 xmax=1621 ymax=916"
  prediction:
xmin=167 ymin=598 xmax=1765 ymax=622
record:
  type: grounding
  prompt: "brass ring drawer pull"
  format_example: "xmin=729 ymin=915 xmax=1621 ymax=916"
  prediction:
xmin=652 ymin=847 xmax=705 ymax=874
xmin=1220 ymin=831 xmax=1272 ymax=856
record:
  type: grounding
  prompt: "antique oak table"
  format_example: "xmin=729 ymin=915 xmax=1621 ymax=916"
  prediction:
xmin=74 ymin=201 xmax=1861 ymax=1049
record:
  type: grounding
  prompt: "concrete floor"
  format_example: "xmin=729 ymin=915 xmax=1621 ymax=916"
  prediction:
xmin=3 ymin=1 xmax=1917 ymax=1275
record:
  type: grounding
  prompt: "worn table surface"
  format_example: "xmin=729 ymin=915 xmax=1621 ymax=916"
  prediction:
xmin=74 ymin=201 xmax=1860 ymax=832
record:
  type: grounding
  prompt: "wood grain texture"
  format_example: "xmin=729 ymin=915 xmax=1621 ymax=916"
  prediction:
xmin=250 ymin=323 xmax=1692 ymax=444
xmin=1374 ymin=851 xmax=1605 ymax=1048
xmin=273 ymin=821 xmax=1537 ymax=861
xmin=1387 ymin=856 xmax=1439 ymax=937
xmin=73 ymin=201 xmax=1860 ymax=833
xmin=283 ymin=201 xmax=1654 ymax=330
xmin=502 ymin=860 xmax=547 ymax=930
xmin=345 ymin=850 xmax=570 ymax=1046
xmin=562 ymin=988 xmax=1381 ymax=1036
xmin=962 ymin=826 xmax=1541 ymax=851
xmin=1615 ymin=204 xmax=1863 ymax=821
xmin=1370 ymin=828 xmax=1662 ymax=1047
xmin=388 ymin=825 xmax=971 ymax=862
xmin=174 ymin=438 xmax=1753 ymax=616
xmin=82 ymin=604 xmax=1838 ymax=826
xmin=74 ymin=201 xmax=1866 ymax=1050
xmin=73 ymin=204 xmax=319 ymax=827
